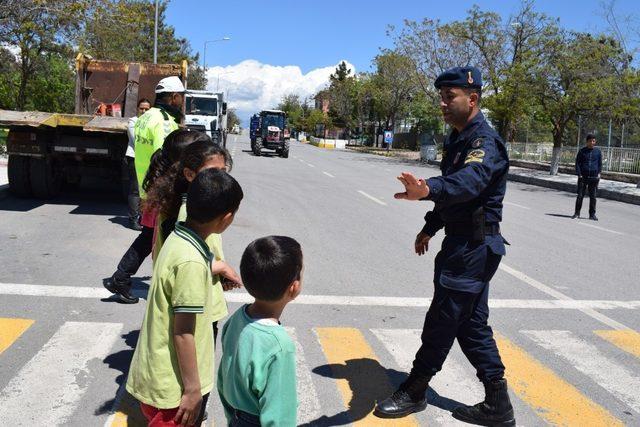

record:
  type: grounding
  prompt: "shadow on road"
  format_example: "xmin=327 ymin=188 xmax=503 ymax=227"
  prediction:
xmin=545 ymin=213 xmax=576 ymax=219
xmin=0 ymin=190 xmax=126 ymax=215
xmin=100 ymin=277 xmax=150 ymax=303
xmin=95 ymin=329 xmax=146 ymax=425
xmin=306 ymin=358 xmax=410 ymax=425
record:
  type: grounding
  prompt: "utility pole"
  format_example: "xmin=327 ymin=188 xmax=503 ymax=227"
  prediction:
xmin=153 ymin=0 xmax=159 ymax=64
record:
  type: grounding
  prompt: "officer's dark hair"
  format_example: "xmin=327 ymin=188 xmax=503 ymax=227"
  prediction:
xmin=240 ymin=236 xmax=303 ymax=301
xmin=186 ymin=168 xmax=243 ymax=224
xmin=463 ymin=87 xmax=482 ymax=103
xmin=586 ymin=134 xmax=596 ymax=141
xmin=137 ymin=98 xmax=151 ymax=107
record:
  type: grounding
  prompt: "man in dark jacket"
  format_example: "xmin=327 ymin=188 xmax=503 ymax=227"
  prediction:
xmin=573 ymin=134 xmax=602 ymax=220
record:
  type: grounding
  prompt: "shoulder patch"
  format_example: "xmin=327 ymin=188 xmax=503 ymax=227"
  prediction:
xmin=471 ymin=138 xmax=483 ymax=148
xmin=464 ymin=149 xmax=485 ymax=164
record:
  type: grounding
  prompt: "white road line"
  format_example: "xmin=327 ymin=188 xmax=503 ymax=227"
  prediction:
xmin=357 ymin=190 xmax=387 ymax=206
xmin=0 ymin=321 xmax=122 ymax=424
xmin=285 ymin=328 xmax=321 ymax=424
xmin=576 ymin=222 xmax=624 ymax=235
xmin=372 ymin=329 xmax=482 ymax=425
xmin=523 ymin=330 xmax=640 ymax=412
xmin=322 ymin=171 xmax=335 ymax=178
xmin=307 ymin=163 xmax=315 ymax=168
xmin=2 ymin=283 xmax=640 ymax=310
xmin=298 ymin=159 xmax=305 ymax=163
xmin=500 ymin=263 xmax=631 ymax=330
xmin=385 ymin=168 xmax=391 ymax=172
xmin=503 ymin=201 xmax=530 ymax=210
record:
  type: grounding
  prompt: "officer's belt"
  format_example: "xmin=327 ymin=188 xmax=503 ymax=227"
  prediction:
xmin=444 ymin=222 xmax=500 ymax=237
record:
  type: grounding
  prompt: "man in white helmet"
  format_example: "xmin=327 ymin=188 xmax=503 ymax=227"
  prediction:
xmin=104 ymin=76 xmax=185 ymax=304
xmin=133 ymin=76 xmax=185 ymax=190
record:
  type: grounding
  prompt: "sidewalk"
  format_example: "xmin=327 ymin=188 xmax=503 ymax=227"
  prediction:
xmin=507 ymin=167 xmax=640 ymax=206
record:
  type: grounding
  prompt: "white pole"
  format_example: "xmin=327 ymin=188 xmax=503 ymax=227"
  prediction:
xmin=153 ymin=0 xmax=159 ymax=64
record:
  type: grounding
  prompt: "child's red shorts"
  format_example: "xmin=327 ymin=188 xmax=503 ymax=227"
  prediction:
xmin=139 ymin=393 xmax=209 ymax=426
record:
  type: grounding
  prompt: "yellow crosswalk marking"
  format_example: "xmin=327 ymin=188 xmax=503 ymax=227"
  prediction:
xmin=108 ymin=392 xmax=146 ymax=427
xmin=595 ymin=329 xmax=640 ymax=358
xmin=315 ymin=327 xmax=418 ymax=426
xmin=0 ymin=317 xmax=34 ymax=354
xmin=496 ymin=333 xmax=623 ymax=426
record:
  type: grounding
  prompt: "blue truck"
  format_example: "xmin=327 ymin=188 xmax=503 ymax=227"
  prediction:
xmin=249 ymin=110 xmax=289 ymax=158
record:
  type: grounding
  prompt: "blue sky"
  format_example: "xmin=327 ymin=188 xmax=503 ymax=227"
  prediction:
xmin=165 ymin=0 xmax=638 ymax=122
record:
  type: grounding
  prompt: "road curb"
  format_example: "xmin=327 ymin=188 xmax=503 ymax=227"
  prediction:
xmin=507 ymin=172 xmax=640 ymax=206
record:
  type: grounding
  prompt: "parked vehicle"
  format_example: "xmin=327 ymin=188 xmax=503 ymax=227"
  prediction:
xmin=184 ymin=90 xmax=227 ymax=147
xmin=0 ymin=53 xmax=187 ymax=199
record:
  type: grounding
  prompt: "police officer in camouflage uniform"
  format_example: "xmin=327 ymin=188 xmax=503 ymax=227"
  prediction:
xmin=375 ymin=67 xmax=515 ymax=426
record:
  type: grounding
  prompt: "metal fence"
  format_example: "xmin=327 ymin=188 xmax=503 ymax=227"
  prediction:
xmin=507 ymin=143 xmax=640 ymax=175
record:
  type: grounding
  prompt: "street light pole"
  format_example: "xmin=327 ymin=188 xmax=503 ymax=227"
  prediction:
xmin=153 ymin=0 xmax=159 ymax=64
xmin=203 ymin=37 xmax=231 ymax=69
xmin=216 ymin=71 xmax=234 ymax=91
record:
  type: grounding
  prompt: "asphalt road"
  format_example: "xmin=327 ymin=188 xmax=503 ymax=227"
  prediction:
xmin=0 ymin=132 xmax=639 ymax=426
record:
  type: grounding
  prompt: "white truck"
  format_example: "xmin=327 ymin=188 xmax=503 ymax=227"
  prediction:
xmin=184 ymin=90 xmax=228 ymax=146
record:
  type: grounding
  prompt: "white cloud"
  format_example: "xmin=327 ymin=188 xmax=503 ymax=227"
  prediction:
xmin=205 ymin=59 xmax=355 ymax=125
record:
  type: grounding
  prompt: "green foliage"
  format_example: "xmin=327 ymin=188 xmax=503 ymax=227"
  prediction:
xmin=226 ymin=108 xmax=240 ymax=131
xmin=0 ymin=0 xmax=205 ymax=112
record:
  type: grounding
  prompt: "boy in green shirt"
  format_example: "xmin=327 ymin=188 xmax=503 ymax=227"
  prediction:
xmin=217 ymin=236 xmax=303 ymax=427
xmin=126 ymin=169 xmax=243 ymax=426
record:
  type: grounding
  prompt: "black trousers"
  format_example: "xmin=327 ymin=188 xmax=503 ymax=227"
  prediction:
xmin=112 ymin=225 xmax=154 ymax=288
xmin=412 ymin=246 xmax=505 ymax=382
xmin=575 ymin=177 xmax=598 ymax=216
xmin=125 ymin=156 xmax=140 ymax=221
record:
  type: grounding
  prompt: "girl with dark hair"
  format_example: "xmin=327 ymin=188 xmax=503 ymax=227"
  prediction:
xmin=148 ymin=139 xmax=240 ymax=344
xmin=104 ymin=129 xmax=211 ymax=304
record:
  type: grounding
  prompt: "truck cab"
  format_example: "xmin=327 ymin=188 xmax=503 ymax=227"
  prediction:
xmin=184 ymin=90 xmax=227 ymax=146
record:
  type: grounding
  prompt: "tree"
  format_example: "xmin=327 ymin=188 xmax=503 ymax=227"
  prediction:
xmin=0 ymin=0 xmax=87 ymax=109
xmin=532 ymin=30 xmax=627 ymax=173
xmin=79 ymin=0 xmax=206 ymax=89
xmin=370 ymin=52 xmax=416 ymax=133
xmin=226 ymin=108 xmax=240 ymax=131
xmin=327 ymin=62 xmax=356 ymax=133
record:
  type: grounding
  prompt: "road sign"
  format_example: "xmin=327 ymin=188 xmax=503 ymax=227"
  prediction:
xmin=384 ymin=131 xmax=393 ymax=144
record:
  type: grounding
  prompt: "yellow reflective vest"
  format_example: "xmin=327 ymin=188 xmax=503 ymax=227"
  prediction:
xmin=133 ymin=106 xmax=179 ymax=196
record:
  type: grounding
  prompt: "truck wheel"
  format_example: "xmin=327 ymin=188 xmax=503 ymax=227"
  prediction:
xmin=281 ymin=142 xmax=290 ymax=158
xmin=254 ymin=138 xmax=262 ymax=156
xmin=30 ymin=158 xmax=62 ymax=199
xmin=7 ymin=155 xmax=32 ymax=197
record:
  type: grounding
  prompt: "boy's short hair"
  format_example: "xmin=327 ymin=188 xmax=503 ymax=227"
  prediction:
xmin=240 ymin=236 xmax=303 ymax=301
xmin=186 ymin=169 xmax=243 ymax=223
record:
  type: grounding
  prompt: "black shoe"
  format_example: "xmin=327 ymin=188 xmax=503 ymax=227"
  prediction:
xmin=103 ymin=277 xmax=139 ymax=304
xmin=452 ymin=379 xmax=515 ymax=426
xmin=374 ymin=390 xmax=427 ymax=418
xmin=571 ymin=214 xmax=579 ymax=219
xmin=589 ymin=214 xmax=598 ymax=221
xmin=129 ymin=217 xmax=143 ymax=231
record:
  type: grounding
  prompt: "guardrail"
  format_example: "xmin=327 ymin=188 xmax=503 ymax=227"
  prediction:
xmin=507 ymin=143 xmax=640 ymax=175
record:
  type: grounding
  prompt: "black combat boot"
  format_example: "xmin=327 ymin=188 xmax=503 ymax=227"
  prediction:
xmin=452 ymin=378 xmax=515 ymax=426
xmin=374 ymin=373 xmax=430 ymax=418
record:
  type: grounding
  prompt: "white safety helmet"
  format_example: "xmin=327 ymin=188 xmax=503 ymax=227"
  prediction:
xmin=155 ymin=76 xmax=186 ymax=94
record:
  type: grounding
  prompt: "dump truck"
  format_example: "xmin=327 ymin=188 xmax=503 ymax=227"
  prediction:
xmin=184 ymin=90 xmax=227 ymax=147
xmin=249 ymin=110 xmax=289 ymax=158
xmin=0 ymin=53 xmax=187 ymax=199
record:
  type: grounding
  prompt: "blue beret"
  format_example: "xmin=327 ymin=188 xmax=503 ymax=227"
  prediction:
xmin=434 ymin=66 xmax=482 ymax=89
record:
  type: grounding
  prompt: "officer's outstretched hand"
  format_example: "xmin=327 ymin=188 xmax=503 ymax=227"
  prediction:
xmin=415 ymin=231 xmax=431 ymax=256
xmin=395 ymin=172 xmax=429 ymax=200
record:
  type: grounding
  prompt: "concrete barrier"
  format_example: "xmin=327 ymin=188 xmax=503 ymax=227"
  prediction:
xmin=309 ymin=136 xmax=347 ymax=150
